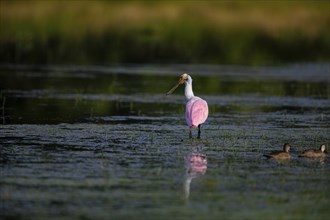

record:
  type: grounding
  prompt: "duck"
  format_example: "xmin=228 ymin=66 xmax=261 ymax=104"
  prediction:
xmin=299 ymin=144 xmax=327 ymax=158
xmin=264 ymin=143 xmax=291 ymax=160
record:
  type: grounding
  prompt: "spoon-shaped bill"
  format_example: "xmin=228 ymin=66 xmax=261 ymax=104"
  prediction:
xmin=166 ymin=82 xmax=180 ymax=96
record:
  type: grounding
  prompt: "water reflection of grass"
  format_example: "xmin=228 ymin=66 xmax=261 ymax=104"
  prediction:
xmin=1 ymin=93 xmax=6 ymax=124
xmin=1 ymin=1 xmax=329 ymax=65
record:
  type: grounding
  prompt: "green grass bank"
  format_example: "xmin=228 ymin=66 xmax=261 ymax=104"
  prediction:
xmin=1 ymin=1 xmax=329 ymax=65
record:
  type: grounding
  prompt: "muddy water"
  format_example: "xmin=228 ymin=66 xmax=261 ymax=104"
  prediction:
xmin=1 ymin=64 xmax=329 ymax=220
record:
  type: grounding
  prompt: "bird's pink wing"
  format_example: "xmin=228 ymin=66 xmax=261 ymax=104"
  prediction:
xmin=186 ymin=99 xmax=208 ymax=127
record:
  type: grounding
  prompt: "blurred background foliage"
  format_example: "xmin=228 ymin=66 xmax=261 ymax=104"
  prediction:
xmin=0 ymin=0 xmax=329 ymax=65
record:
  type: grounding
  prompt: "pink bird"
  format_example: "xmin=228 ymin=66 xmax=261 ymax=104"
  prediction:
xmin=166 ymin=73 xmax=209 ymax=138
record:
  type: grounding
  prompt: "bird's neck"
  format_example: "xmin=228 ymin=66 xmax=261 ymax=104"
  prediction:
xmin=184 ymin=81 xmax=195 ymax=100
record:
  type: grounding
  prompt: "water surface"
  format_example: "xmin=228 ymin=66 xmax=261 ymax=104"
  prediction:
xmin=1 ymin=64 xmax=329 ymax=220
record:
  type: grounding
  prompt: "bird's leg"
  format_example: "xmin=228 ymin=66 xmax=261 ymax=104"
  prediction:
xmin=189 ymin=127 xmax=192 ymax=139
xmin=197 ymin=124 xmax=201 ymax=139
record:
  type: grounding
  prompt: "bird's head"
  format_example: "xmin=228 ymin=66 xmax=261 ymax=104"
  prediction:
xmin=179 ymin=73 xmax=189 ymax=85
xmin=166 ymin=73 xmax=189 ymax=96
xmin=320 ymin=144 xmax=326 ymax=152
xmin=283 ymin=143 xmax=291 ymax=152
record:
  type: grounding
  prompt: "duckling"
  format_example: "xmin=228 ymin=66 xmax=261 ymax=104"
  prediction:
xmin=299 ymin=144 xmax=327 ymax=158
xmin=264 ymin=143 xmax=291 ymax=160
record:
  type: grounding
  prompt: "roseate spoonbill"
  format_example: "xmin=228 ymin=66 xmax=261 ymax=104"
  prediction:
xmin=263 ymin=143 xmax=291 ymax=160
xmin=166 ymin=73 xmax=208 ymax=139
xmin=299 ymin=144 xmax=327 ymax=158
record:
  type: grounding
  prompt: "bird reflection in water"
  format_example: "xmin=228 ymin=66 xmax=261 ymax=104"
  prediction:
xmin=184 ymin=151 xmax=207 ymax=200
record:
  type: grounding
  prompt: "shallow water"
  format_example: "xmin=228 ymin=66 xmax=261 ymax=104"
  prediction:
xmin=1 ymin=63 xmax=330 ymax=220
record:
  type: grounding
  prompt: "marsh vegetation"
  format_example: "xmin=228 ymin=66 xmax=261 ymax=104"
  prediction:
xmin=1 ymin=1 xmax=329 ymax=65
